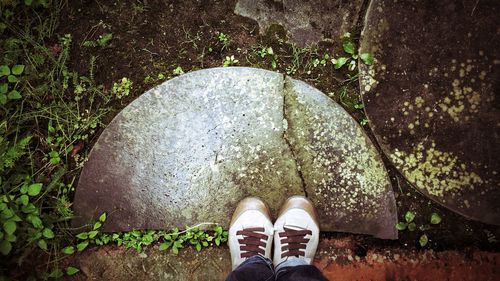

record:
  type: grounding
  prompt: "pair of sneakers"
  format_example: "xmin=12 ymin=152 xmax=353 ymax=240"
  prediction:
xmin=228 ymin=196 xmax=320 ymax=269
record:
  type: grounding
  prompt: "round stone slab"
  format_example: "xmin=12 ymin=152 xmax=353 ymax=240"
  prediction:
xmin=73 ymin=67 xmax=397 ymax=239
xmin=359 ymin=0 xmax=500 ymax=225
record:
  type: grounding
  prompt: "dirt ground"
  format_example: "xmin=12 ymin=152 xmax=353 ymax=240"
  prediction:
xmin=58 ymin=0 xmax=498 ymax=259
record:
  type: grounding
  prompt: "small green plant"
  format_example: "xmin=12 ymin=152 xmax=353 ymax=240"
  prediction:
xmin=223 ymin=55 xmax=239 ymax=67
xmin=360 ymin=118 xmax=369 ymax=126
xmin=158 ymin=224 xmax=228 ymax=254
xmin=144 ymin=72 xmax=166 ymax=84
xmin=419 ymin=234 xmax=429 ymax=247
xmin=256 ymin=47 xmax=278 ymax=69
xmin=430 ymin=212 xmax=442 ymax=224
xmin=132 ymin=2 xmax=145 ymax=14
xmin=83 ymin=33 xmax=113 ymax=48
xmin=65 ymin=214 xmax=229 ymax=256
xmin=0 ymin=180 xmax=54 ymax=256
xmin=331 ymin=32 xmax=374 ymax=71
xmin=395 ymin=211 xmax=416 ymax=231
xmin=284 ymin=45 xmax=316 ymax=75
xmin=396 ymin=211 xmax=442 ymax=247
xmin=0 ymin=64 xmax=24 ymax=104
xmin=39 ymin=263 xmax=80 ymax=279
xmin=172 ymin=66 xmax=184 ymax=76
xmin=64 ymin=213 xmax=108 ymax=254
xmin=112 ymin=77 xmax=133 ymax=99
xmin=47 ymin=151 xmax=61 ymax=165
xmin=311 ymin=53 xmax=330 ymax=68
xmin=257 ymin=47 xmax=272 ymax=58
xmin=354 ymin=102 xmax=364 ymax=110
xmin=97 ymin=33 xmax=113 ymax=47
xmin=217 ymin=32 xmax=230 ymax=50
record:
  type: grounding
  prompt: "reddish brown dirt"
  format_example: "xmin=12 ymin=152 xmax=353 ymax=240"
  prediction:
xmin=314 ymin=237 xmax=500 ymax=281
xmin=315 ymin=238 xmax=500 ymax=281
xmin=317 ymin=250 xmax=500 ymax=281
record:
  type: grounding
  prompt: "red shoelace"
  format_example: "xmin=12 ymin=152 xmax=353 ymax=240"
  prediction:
xmin=278 ymin=227 xmax=312 ymax=258
xmin=236 ymin=227 xmax=269 ymax=258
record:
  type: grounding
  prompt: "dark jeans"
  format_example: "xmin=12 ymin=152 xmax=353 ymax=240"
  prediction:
xmin=225 ymin=256 xmax=328 ymax=281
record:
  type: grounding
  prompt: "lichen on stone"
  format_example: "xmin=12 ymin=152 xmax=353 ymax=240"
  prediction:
xmin=283 ymin=77 xmax=396 ymax=238
xmin=390 ymin=141 xmax=483 ymax=198
xmin=360 ymin=64 xmax=378 ymax=94
xmin=434 ymin=59 xmax=488 ymax=122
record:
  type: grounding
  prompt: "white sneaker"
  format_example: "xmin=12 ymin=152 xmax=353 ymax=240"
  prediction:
xmin=273 ymin=196 xmax=320 ymax=266
xmin=228 ymin=197 xmax=274 ymax=269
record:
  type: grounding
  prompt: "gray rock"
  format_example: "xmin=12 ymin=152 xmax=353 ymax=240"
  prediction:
xmin=284 ymin=78 xmax=397 ymax=239
xmin=359 ymin=0 xmax=500 ymax=225
xmin=73 ymin=67 xmax=397 ymax=239
xmin=234 ymin=0 xmax=364 ymax=46
xmin=74 ymin=68 xmax=304 ymax=231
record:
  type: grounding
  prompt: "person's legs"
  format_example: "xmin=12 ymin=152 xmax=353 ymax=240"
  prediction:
xmin=273 ymin=196 xmax=328 ymax=281
xmin=224 ymin=197 xmax=275 ymax=281
xmin=275 ymin=261 xmax=327 ymax=281
xmin=225 ymin=255 xmax=274 ymax=281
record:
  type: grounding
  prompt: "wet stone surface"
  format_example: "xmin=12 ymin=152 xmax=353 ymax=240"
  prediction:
xmin=359 ymin=0 xmax=500 ymax=225
xmin=234 ymin=0 xmax=364 ymax=46
xmin=73 ymin=67 xmax=397 ymax=238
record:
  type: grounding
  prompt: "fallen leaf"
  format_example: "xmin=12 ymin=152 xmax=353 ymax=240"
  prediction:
xmin=71 ymin=142 xmax=84 ymax=156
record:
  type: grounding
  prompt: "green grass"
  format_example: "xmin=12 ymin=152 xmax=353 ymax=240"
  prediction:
xmin=0 ymin=1 xmax=115 ymax=278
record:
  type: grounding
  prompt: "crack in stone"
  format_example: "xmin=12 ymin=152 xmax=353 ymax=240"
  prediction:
xmin=281 ymin=76 xmax=309 ymax=198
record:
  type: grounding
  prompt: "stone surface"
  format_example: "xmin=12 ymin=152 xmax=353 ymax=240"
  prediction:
xmin=284 ymin=79 xmax=397 ymax=239
xmin=234 ymin=0 xmax=364 ymax=46
xmin=65 ymin=240 xmax=500 ymax=281
xmin=359 ymin=0 xmax=500 ymax=225
xmin=74 ymin=68 xmax=303 ymax=231
xmin=73 ymin=67 xmax=397 ymax=239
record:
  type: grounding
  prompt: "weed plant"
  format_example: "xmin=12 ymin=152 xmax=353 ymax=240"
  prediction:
xmin=0 ymin=1 xmax=112 ymax=278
